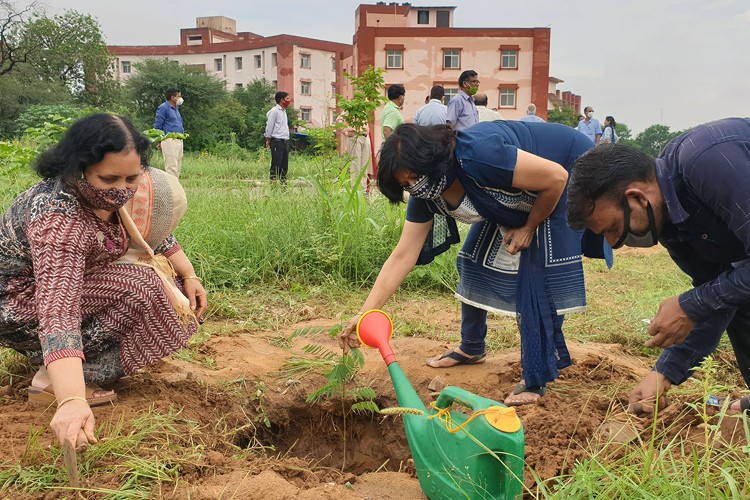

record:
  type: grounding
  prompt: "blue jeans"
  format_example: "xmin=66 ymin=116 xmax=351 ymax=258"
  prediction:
xmin=458 ymin=302 xmax=488 ymax=356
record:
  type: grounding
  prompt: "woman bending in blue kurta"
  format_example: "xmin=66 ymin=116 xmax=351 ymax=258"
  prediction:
xmin=339 ymin=122 xmax=606 ymax=406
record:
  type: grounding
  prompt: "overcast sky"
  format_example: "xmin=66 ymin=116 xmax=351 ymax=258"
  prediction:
xmin=28 ymin=0 xmax=750 ymax=134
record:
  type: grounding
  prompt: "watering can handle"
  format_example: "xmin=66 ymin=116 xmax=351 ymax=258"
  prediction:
xmin=435 ymin=385 xmax=493 ymax=412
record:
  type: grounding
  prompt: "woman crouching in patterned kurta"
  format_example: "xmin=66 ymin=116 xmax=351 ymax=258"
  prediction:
xmin=0 ymin=114 xmax=207 ymax=449
xmin=339 ymin=122 xmax=609 ymax=406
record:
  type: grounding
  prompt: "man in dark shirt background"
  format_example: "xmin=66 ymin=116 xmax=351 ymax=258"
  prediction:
xmin=566 ymin=118 xmax=750 ymax=415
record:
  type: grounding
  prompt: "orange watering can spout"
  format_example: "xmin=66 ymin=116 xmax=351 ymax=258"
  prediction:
xmin=356 ymin=309 xmax=396 ymax=365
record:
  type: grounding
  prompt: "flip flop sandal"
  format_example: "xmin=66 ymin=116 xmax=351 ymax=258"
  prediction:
xmin=737 ymin=395 xmax=750 ymax=413
xmin=426 ymin=350 xmax=486 ymax=368
xmin=504 ymin=380 xmax=546 ymax=406
xmin=27 ymin=383 xmax=117 ymax=407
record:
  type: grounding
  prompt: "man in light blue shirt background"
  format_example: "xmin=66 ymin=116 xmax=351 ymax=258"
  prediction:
xmin=575 ymin=106 xmax=602 ymax=144
xmin=446 ymin=70 xmax=479 ymax=131
xmin=265 ymin=91 xmax=292 ymax=182
xmin=519 ymin=103 xmax=546 ymax=123
xmin=414 ymin=86 xmax=448 ymax=126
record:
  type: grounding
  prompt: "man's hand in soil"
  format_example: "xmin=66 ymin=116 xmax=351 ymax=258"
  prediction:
xmin=628 ymin=371 xmax=671 ymax=416
xmin=645 ymin=296 xmax=694 ymax=348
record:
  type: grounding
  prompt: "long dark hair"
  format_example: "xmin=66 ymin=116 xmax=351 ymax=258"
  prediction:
xmin=378 ymin=123 xmax=457 ymax=203
xmin=33 ymin=114 xmax=151 ymax=182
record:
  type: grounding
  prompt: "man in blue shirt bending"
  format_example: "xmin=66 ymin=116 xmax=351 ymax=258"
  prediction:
xmin=566 ymin=118 xmax=750 ymax=416
xmin=154 ymin=88 xmax=185 ymax=177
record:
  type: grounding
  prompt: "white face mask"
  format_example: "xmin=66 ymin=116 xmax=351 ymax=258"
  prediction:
xmin=586 ymin=111 xmax=594 ymax=119
xmin=176 ymin=97 xmax=184 ymax=106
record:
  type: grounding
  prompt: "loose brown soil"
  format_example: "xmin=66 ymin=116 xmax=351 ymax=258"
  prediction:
xmin=0 ymin=304 xmax=745 ymax=499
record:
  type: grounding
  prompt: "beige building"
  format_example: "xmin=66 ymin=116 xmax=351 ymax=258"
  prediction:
xmin=342 ymin=3 xmax=552 ymax=146
xmin=109 ymin=16 xmax=350 ymax=127
xmin=109 ymin=6 xmax=570 ymax=141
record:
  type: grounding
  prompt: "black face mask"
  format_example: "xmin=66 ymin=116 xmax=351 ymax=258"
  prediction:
xmin=612 ymin=197 xmax=658 ymax=249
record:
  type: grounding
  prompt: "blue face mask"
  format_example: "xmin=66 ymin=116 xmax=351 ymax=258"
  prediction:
xmin=612 ymin=197 xmax=658 ymax=249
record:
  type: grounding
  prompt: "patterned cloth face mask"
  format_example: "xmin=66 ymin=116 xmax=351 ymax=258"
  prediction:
xmin=404 ymin=173 xmax=448 ymax=200
xmin=77 ymin=175 xmax=137 ymax=211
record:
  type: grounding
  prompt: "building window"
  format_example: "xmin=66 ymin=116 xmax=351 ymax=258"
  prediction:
xmin=417 ymin=10 xmax=430 ymax=24
xmin=386 ymin=50 xmax=403 ymax=69
xmin=214 ymin=58 xmax=222 ymax=71
xmin=443 ymin=49 xmax=460 ymax=69
xmin=300 ymin=108 xmax=311 ymax=122
xmin=499 ymin=88 xmax=517 ymax=108
xmin=272 ymin=80 xmax=277 ymax=89
xmin=254 ymin=55 xmax=261 ymax=69
xmin=301 ymin=80 xmax=311 ymax=95
xmin=271 ymin=53 xmax=277 ymax=67
xmin=443 ymin=88 xmax=458 ymax=104
xmin=331 ymin=57 xmax=336 ymax=72
xmin=235 ymin=57 xmax=243 ymax=70
xmin=300 ymin=53 xmax=311 ymax=68
xmin=436 ymin=10 xmax=450 ymax=27
xmin=121 ymin=61 xmax=131 ymax=74
xmin=501 ymin=50 xmax=518 ymax=69
xmin=187 ymin=34 xmax=202 ymax=45
xmin=235 ymin=83 xmax=243 ymax=88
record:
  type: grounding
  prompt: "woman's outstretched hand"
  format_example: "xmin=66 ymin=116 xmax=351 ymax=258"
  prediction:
xmin=338 ymin=314 xmax=362 ymax=354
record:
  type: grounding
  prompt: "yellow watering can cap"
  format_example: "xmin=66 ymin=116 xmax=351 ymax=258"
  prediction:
xmin=484 ymin=406 xmax=522 ymax=433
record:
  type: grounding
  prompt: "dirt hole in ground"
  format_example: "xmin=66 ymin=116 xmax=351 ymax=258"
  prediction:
xmin=238 ymin=396 xmax=414 ymax=475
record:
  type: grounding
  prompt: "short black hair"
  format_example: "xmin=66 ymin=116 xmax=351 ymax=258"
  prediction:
xmin=34 ymin=114 xmax=151 ymax=181
xmin=458 ymin=70 xmax=478 ymax=87
xmin=165 ymin=88 xmax=180 ymax=100
xmin=387 ymin=84 xmax=405 ymax=101
xmin=274 ymin=91 xmax=289 ymax=104
xmin=429 ymin=85 xmax=445 ymax=100
xmin=566 ymin=144 xmax=656 ymax=229
xmin=377 ymin=123 xmax=456 ymax=204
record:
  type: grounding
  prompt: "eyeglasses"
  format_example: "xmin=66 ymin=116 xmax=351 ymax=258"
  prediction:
xmin=466 ymin=80 xmax=480 ymax=85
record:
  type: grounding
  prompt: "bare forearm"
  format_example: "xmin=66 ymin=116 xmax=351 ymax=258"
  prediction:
xmin=525 ymin=185 xmax=564 ymax=229
xmin=360 ymin=253 xmax=417 ymax=311
xmin=46 ymin=357 xmax=86 ymax=399
xmin=167 ymin=249 xmax=196 ymax=278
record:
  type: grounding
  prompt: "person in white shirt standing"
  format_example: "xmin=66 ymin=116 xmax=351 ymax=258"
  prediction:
xmin=473 ymin=93 xmax=504 ymax=122
xmin=414 ymin=86 xmax=448 ymax=126
xmin=265 ymin=91 xmax=292 ymax=182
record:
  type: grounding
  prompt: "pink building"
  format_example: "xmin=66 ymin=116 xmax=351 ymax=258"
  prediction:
xmin=341 ymin=3 xmax=552 ymax=146
xmin=109 ymin=16 xmax=350 ymax=127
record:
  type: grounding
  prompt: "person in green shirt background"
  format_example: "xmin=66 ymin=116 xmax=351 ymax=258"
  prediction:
xmin=381 ymin=84 xmax=405 ymax=141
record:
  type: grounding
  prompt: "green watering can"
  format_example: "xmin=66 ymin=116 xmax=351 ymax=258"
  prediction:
xmin=356 ymin=310 xmax=525 ymax=500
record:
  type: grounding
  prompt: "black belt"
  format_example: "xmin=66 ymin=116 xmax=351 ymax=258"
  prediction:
xmin=271 ymin=137 xmax=288 ymax=142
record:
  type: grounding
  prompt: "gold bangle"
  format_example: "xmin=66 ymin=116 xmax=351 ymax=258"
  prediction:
xmin=182 ymin=275 xmax=203 ymax=282
xmin=57 ymin=396 xmax=89 ymax=409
